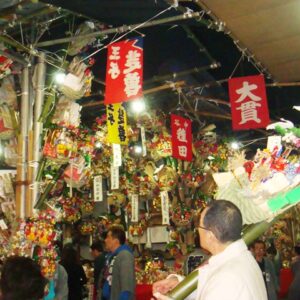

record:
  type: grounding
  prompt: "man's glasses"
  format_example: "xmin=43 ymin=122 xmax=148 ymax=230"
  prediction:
xmin=197 ymin=225 xmax=210 ymax=231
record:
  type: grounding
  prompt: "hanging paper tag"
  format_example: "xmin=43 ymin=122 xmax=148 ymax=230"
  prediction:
xmin=93 ymin=175 xmax=103 ymax=202
xmin=111 ymin=166 xmax=119 ymax=190
xmin=2 ymin=106 xmax=13 ymax=129
xmin=112 ymin=144 xmax=122 ymax=167
xmin=145 ymin=227 xmax=151 ymax=248
xmin=131 ymin=194 xmax=139 ymax=222
xmin=0 ymin=219 xmax=8 ymax=230
xmin=3 ymin=174 xmax=13 ymax=194
xmin=140 ymin=126 xmax=147 ymax=157
xmin=267 ymin=136 xmax=282 ymax=153
xmin=160 ymin=191 xmax=170 ymax=225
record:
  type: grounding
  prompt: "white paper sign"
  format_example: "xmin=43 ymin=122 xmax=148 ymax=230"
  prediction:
xmin=131 ymin=194 xmax=139 ymax=222
xmin=140 ymin=126 xmax=147 ymax=157
xmin=112 ymin=144 xmax=122 ymax=167
xmin=160 ymin=191 xmax=170 ymax=225
xmin=111 ymin=166 xmax=119 ymax=190
xmin=63 ymin=73 xmax=83 ymax=92
xmin=93 ymin=175 xmax=103 ymax=202
xmin=267 ymin=135 xmax=282 ymax=153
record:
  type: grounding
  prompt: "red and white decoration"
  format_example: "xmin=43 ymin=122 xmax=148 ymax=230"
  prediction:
xmin=171 ymin=114 xmax=192 ymax=161
xmin=104 ymin=37 xmax=143 ymax=104
xmin=228 ymin=75 xmax=270 ymax=130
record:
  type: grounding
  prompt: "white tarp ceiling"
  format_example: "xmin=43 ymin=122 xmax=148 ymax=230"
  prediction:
xmin=198 ymin=0 xmax=300 ymax=82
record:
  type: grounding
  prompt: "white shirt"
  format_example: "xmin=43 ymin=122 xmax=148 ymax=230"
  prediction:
xmin=185 ymin=239 xmax=267 ymax=300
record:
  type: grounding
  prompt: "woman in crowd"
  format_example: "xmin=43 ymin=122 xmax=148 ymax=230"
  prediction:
xmin=60 ymin=245 xmax=87 ymax=300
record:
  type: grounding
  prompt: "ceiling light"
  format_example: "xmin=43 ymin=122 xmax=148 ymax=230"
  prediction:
xmin=54 ymin=72 xmax=66 ymax=84
xmin=134 ymin=145 xmax=143 ymax=154
xmin=130 ymin=98 xmax=146 ymax=113
xmin=230 ymin=141 xmax=240 ymax=150
xmin=95 ymin=141 xmax=102 ymax=149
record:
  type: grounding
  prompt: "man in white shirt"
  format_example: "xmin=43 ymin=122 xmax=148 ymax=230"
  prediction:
xmin=153 ymin=200 xmax=268 ymax=300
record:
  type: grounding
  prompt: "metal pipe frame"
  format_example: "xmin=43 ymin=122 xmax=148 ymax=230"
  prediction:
xmin=36 ymin=11 xmax=205 ymax=47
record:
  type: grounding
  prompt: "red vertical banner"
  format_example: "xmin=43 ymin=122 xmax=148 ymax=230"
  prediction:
xmin=171 ymin=114 xmax=192 ymax=161
xmin=228 ymin=75 xmax=270 ymax=130
xmin=104 ymin=37 xmax=143 ymax=104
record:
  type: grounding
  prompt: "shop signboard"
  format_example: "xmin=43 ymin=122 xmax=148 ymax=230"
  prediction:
xmin=171 ymin=114 xmax=192 ymax=161
xmin=228 ymin=74 xmax=270 ymax=130
xmin=104 ymin=37 xmax=143 ymax=104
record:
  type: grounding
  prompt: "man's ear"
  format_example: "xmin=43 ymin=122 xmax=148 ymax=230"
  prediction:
xmin=207 ymin=230 xmax=217 ymax=242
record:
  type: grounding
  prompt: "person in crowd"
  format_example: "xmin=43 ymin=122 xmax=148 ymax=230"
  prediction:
xmin=266 ymin=240 xmax=281 ymax=281
xmin=288 ymin=244 xmax=300 ymax=300
xmin=101 ymin=225 xmax=135 ymax=300
xmin=53 ymin=242 xmax=69 ymax=300
xmin=31 ymin=243 xmax=68 ymax=300
xmin=152 ymin=200 xmax=267 ymax=300
xmin=0 ymin=256 xmax=47 ymax=300
xmin=60 ymin=245 xmax=87 ymax=300
xmin=90 ymin=240 xmax=106 ymax=300
xmin=253 ymin=240 xmax=279 ymax=300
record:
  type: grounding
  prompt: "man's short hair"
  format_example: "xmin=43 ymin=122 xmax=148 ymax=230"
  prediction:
xmin=0 ymin=256 xmax=47 ymax=300
xmin=253 ymin=240 xmax=266 ymax=248
xmin=91 ymin=240 xmax=103 ymax=252
xmin=203 ymin=200 xmax=242 ymax=243
xmin=108 ymin=225 xmax=126 ymax=245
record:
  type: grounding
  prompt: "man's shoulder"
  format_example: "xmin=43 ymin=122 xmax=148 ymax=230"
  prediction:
xmin=263 ymin=257 xmax=275 ymax=267
xmin=116 ymin=248 xmax=133 ymax=257
xmin=114 ymin=248 xmax=134 ymax=263
xmin=216 ymin=251 xmax=258 ymax=274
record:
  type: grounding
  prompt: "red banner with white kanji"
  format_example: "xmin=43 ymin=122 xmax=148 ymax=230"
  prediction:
xmin=171 ymin=114 xmax=192 ymax=161
xmin=228 ymin=75 xmax=270 ymax=130
xmin=104 ymin=37 xmax=143 ymax=104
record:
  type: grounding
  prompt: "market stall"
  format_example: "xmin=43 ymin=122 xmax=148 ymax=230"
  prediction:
xmin=0 ymin=1 xmax=298 ymax=300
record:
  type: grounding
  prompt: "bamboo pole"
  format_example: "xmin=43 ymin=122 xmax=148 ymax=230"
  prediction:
xmin=15 ymin=134 xmax=24 ymax=218
xmin=32 ymin=52 xmax=46 ymax=210
xmin=143 ymin=64 xmax=219 ymax=85
xmin=36 ymin=11 xmax=204 ymax=47
xmin=182 ymin=25 xmax=216 ymax=64
xmin=34 ymin=164 xmax=68 ymax=210
xmin=16 ymin=67 xmax=29 ymax=218
xmin=26 ymin=130 xmax=33 ymax=217
xmin=192 ymin=110 xmax=232 ymax=120
xmin=194 ymin=78 xmax=300 ymax=89
xmin=25 ymin=62 xmax=34 ymax=217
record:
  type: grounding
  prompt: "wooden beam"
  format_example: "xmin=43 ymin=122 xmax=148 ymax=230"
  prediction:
xmin=82 ymin=81 xmax=186 ymax=108
xmin=192 ymin=110 xmax=232 ymax=120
